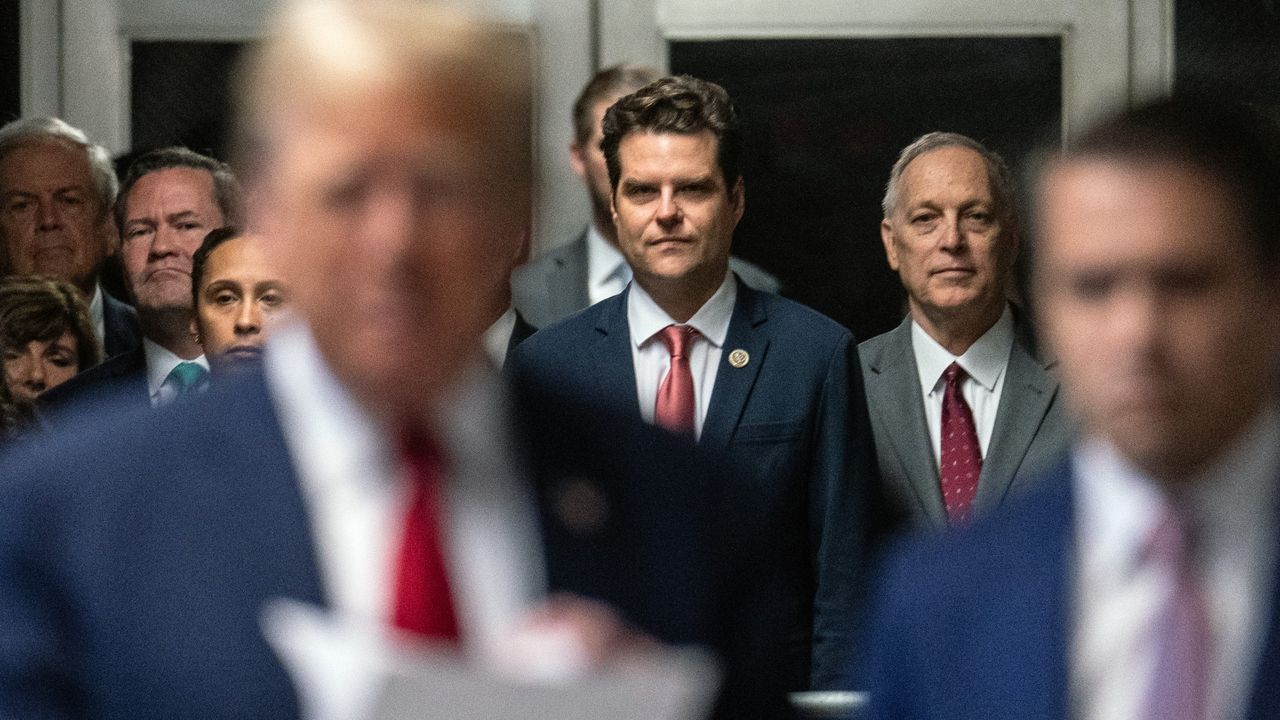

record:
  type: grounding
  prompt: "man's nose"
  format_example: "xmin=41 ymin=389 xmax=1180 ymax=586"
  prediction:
xmin=656 ymin=189 xmax=682 ymax=226
xmin=938 ymin=214 xmax=964 ymax=251
xmin=36 ymin=199 xmax=60 ymax=230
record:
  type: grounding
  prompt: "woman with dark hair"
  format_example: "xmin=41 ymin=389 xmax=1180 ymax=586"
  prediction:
xmin=0 ymin=276 xmax=101 ymax=436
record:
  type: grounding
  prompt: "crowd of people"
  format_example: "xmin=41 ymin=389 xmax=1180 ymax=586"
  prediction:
xmin=0 ymin=0 xmax=1277 ymax=718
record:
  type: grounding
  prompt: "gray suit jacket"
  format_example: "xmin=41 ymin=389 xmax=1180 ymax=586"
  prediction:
xmin=859 ymin=313 xmax=1073 ymax=528
xmin=512 ymin=230 xmax=781 ymax=329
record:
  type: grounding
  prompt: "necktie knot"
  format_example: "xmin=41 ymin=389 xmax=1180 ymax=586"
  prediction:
xmin=658 ymin=324 xmax=698 ymax=359
xmin=164 ymin=362 xmax=207 ymax=396
xmin=943 ymin=361 xmax=967 ymax=388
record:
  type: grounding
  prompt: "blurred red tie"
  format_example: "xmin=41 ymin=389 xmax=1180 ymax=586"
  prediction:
xmin=392 ymin=430 xmax=460 ymax=641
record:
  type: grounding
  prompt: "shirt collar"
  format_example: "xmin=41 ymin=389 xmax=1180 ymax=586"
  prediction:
xmin=482 ymin=306 xmax=517 ymax=369
xmin=627 ymin=271 xmax=737 ymax=350
xmin=264 ymin=320 xmax=514 ymax=495
xmin=912 ymin=305 xmax=1014 ymax=394
xmin=1075 ymin=403 xmax=1280 ymax=574
xmin=89 ymin=282 xmax=106 ymax=348
xmin=585 ymin=225 xmax=629 ymax=290
xmin=142 ymin=337 xmax=208 ymax=400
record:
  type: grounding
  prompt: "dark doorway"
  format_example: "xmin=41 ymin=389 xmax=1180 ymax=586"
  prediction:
xmin=671 ymin=36 xmax=1062 ymax=341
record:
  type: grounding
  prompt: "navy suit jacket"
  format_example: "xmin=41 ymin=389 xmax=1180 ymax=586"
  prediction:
xmin=0 ymin=365 xmax=789 ymax=719
xmin=37 ymin=344 xmax=149 ymax=423
xmin=509 ymin=279 xmax=883 ymax=690
xmin=865 ymin=459 xmax=1280 ymax=719
xmin=100 ymin=290 xmax=141 ymax=360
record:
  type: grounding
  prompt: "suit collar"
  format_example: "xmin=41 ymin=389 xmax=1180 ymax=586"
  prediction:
xmin=587 ymin=288 xmax=642 ymax=419
xmin=700 ymin=281 xmax=769 ymax=452
xmin=973 ymin=314 xmax=1060 ymax=511
xmin=865 ymin=317 xmax=947 ymax=524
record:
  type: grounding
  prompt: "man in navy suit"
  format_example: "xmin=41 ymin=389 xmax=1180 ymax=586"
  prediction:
xmin=38 ymin=147 xmax=240 ymax=417
xmin=865 ymin=98 xmax=1280 ymax=719
xmin=510 ymin=64 xmax=778 ymax=330
xmin=0 ymin=117 xmax=141 ymax=360
xmin=0 ymin=3 xmax=790 ymax=718
xmin=510 ymin=74 xmax=881 ymax=691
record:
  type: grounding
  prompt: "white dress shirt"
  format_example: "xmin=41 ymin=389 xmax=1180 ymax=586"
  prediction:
xmin=482 ymin=306 xmax=517 ymax=369
xmin=1071 ymin=406 xmax=1280 ymax=720
xmin=142 ymin=338 xmax=208 ymax=407
xmin=911 ymin=306 xmax=1014 ymax=468
xmin=263 ymin=321 xmax=546 ymax=667
xmin=628 ymin=272 xmax=736 ymax=441
xmin=88 ymin=282 xmax=106 ymax=352
xmin=585 ymin=225 xmax=631 ymax=305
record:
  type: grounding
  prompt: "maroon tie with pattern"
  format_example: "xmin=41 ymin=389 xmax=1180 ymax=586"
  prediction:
xmin=655 ymin=325 xmax=698 ymax=435
xmin=940 ymin=362 xmax=982 ymax=523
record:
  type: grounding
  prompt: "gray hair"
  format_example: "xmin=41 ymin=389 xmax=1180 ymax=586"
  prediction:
xmin=882 ymin=132 xmax=1016 ymax=224
xmin=0 ymin=117 xmax=119 ymax=218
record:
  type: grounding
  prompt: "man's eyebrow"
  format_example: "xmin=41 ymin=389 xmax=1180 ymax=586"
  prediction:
xmin=165 ymin=210 xmax=200 ymax=224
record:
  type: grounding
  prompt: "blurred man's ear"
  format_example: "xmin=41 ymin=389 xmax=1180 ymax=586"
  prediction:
xmin=569 ymin=141 xmax=586 ymax=180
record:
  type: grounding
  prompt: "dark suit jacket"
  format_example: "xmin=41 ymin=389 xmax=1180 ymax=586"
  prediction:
xmin=509 ymin=280 xmax=882 ymax=691
xmin=511 ymin=230 xmax=783 ymax=329
xmin=0 ymin=365 xmax=790 ymax=719
xmin=864 ymin=459 xmax=1280 ymax=719
xmin=37 ymin=344 xmax=149 ymax=423
xmin=100 ymin=290 xmax=141 ymax=360
xmin=859 ymin=313 xmax=1072 ymax=528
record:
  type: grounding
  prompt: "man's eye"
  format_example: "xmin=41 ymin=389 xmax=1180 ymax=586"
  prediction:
xmin=125 ymin=227 xmax=152 ymax=240
xmin=6 ymin=199 xmax=31 ymax=213
xmin=1068 ymin=273 xmax=1113 ymax=300
xmin=260 ymin=292 xmax=284 ymax=307
xmin=624 ymin=186 xmax=658 ymax=201
xmin=48 ymin=355 xmax=76 ymax=368
xmin=215 ymin=292 xmax=238 ymax=306
xmin=177 ymin=222 xmax=202 ymax=232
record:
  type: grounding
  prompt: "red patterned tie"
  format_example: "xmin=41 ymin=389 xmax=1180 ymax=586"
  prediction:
xmin=940 ymin=362 xmax=982 ymax=523
xmin=654 ymin=325 xmax=698 ymax=435
xmin=392 ymin=431 xmax=460 ymax=642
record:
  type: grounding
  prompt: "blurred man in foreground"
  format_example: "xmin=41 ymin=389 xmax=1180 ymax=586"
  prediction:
xmin=866 ymin=98 xmax=1280 ymax=719
xmin=189 ymin=227 xmax=289 ymax=375
xmin=0 ymin=1 xmax=784 ymax=718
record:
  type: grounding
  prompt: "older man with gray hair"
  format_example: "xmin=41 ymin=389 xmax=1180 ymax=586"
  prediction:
xmin=0 ymin=117 xmax=141 ymax=359
xmin=859 ymin=132 xmax=1072 ymax=529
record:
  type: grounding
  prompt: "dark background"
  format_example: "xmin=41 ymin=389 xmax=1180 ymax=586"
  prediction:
xmin=1 ymin=0 xmax=20 ymax=124
xmin=671 ymin=37 xmax=1062 ymax=341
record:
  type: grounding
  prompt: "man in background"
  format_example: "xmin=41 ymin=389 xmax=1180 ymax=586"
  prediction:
xmin=861 ymin=132 xmax=1071 ymax=529
xmin=39 ymin=147 xmax=239 ymax=414
xmin=511 ymin=64 xmax=778 ymax=329
xmin=866 ymin=98 xmax=1280 ymax=719
xmin=0 ymin=117 xmax=141 ymax=359
xmin=511 ymin=74 xmax=881 ymax=691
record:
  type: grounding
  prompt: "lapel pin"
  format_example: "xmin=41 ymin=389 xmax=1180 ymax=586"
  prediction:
xmin=728 ymin=349 xmax=750 ymax=368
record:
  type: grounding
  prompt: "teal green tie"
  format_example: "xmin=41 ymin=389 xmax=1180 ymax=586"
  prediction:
xmin=164 ymin=361 xmax=208 ymax=398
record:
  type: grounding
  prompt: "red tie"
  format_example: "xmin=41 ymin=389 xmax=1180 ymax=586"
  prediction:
xmin=392 ymin=432 xmax=460 ymax=642
xmin=654 ymin=325 xmax=698 ymax=435
xmin=940 ymin=362 xmax=982 ymax=523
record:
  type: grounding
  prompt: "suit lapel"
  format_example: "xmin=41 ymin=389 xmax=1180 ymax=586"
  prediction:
xmin=587 ymin=289 xmax=642 ymax=419
xmin=700 ymin=283 xmax=767 ymax=453
xmin=548 ymin=234 xmax=590 ymax=320
xmin=974 ymin=320 xmax=1058 ymax=513
xmin=1246 ymin=503 xmax=1280 ymax=719
xmin=865 ymin=319 xmax=946 ymax=525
